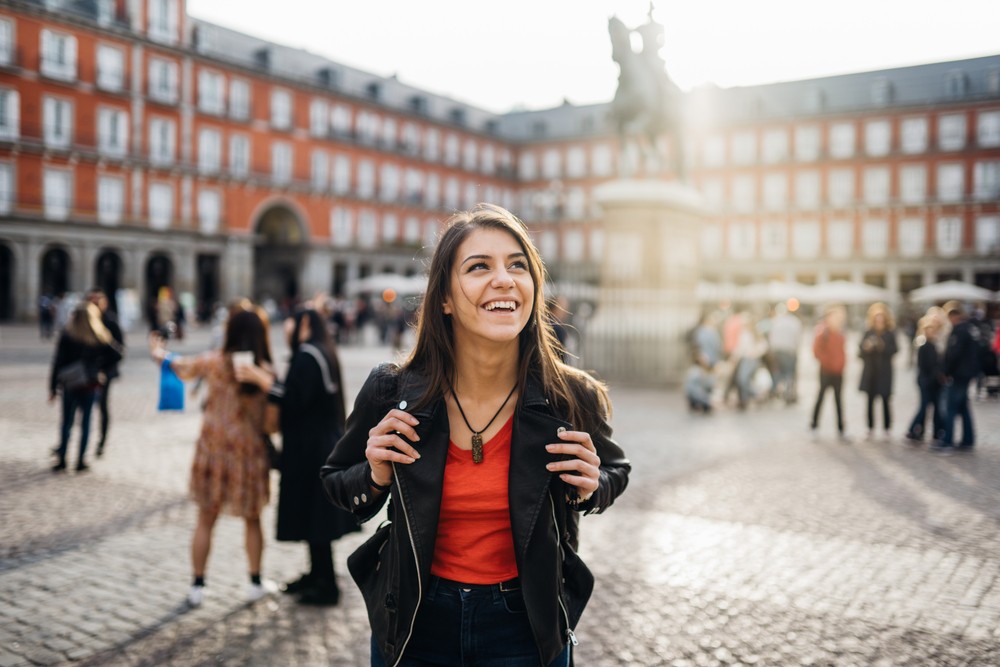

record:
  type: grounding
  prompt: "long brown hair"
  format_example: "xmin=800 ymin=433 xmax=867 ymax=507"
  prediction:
xmin=65 ymin=302 xmax=113 ymax=346
xmin=404 ymin=204 xmax=610 ymax=427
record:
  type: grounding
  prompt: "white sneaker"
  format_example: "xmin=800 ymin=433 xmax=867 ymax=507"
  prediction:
xmin=187 ymin=585 xmax=205 ymax=607
xmin=246 ymin=579 xmax=278 ymax=602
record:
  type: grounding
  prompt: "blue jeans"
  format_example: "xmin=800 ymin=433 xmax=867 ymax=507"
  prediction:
xmin=57 ymin=388 xmax=97 ymax=465
xmin=371 ymin=576 xmax=571 ymax=667
xmin=907 ymin=381 xmax=942 ymax=440
xmin=941 ymin=380 xmax=974 ymax=446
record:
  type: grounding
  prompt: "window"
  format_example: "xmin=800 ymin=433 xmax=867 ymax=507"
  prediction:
xmin=935 ymin=216 xmax=962 ymax=256
xmin=331 ymin=105 xmax=352 ymax=136
xmin=794 ymin=171 xmax=820 ymax=210
xmin=425 ymin=218 xmax=440 ymax=249
xmin=862 ymin=219 xmax=889 ymax=257
xmin=760 ymin=222 xmax=787 ymax=259
xmin=402 ymin=123 xmax=421 ymax=153
xmin=197 ymin=128 xmax=221 ymax=174
xmin=40 ymin=29 xmax=77 ymax=81
xmin=794 ymin=125 xmax=820 ymax=162
xmin=270 ymin=89 xmax=292 ymax=130
xmin=762 ymin=129 xmax=788 ymax=163
xmin=311 ymin=150 xmax=328 ymax=191
xmin=900 ymin=117 xmax=928 ymax=154
xmin=829 ymin=122 xmax=855 ymax=159
xmin=332 ymin=154 xmax=351 ymax=194
xmin=271 ymin=142 xmax=292 ymax=184
xmin=828 ymin=168 xmax=854 ymax=207
xmin=518 ymin=152 xmax=537 ymax=181
xmin=732 ymin=175 xmax=755 ymax=213
xmin=481 ymin=145 xmax=496 ymax=175
xmin=792 ymin=220 xmax=820 ymax=259
xmin=357 ymin=112 xmax=379 ymax=144
xmin=0 ymin=162 xmax=13 ymax=214
xmin=97 ymin=175 xmax=125 ymax=225
xmin=700 ymin=225 xmax=722 ymax=259
xmin=566 ymin=188 xmax=586 ymax=220
xmin=731 ymin=131 xmax=757 ymax=165
xmin=358 ymin=209 xmax=377 ymax=248
xmin=863 ymin=166 xmax=890 ymax=206
xmin=975 ymin=215 xmax=1000 ymax=255
xmin=148 ymin=58 xmax=178 ymax=104
xmin=423 ymin=129 xmax=440 ymax=161
xmin=444 ymin=177 xmax=459 ymax=209
xmin=309 ymin=99 xmax=328 ymax=137
xmin=826 ymin=219 xmax=853 ymax=259
xmin=898 ymin=218 xmax=925 ymax=258
xmin=700 ymin=178 xmax=724 ymax=210
xmin=96 ymin=0 xmax=115 ymax=25
xmin=727 ymin=221 xmax=756 ymax=259
xmin=444 ymin=135 xmax=460 ymax=166
xmin=899 ymin=165 xmax=926 ymax=204
xmin=974 ymin=161 xmax=1000 ymax=201
xmin=357 ymin=160 xmax=375 ymax=199
xmin=148 ymin=117 xmax=176 ymax=165
xmin=702 ymin=136 xmax=725 ymax=167
xmin=381 ymin=117 xmax=397 ymax=147
xmin=977 ymin=111 xmax=1000 ymax=148
xmin=382 ymin=213 xmax=398 ymax=243
xmin=936 ymin=163 xmax=964 ymax=203
xmin=560 ymin=147 xmax=585 ymax=179
xmin=96 ymin=45 xmax=125 ymax=91
xmin=380 ymin=164 xmax=399 ymax=201
xmin=463 ymin=140 xmax=478 ymax=171
xmin=938 ymin=114 xmax=966 ymax=151
xmin=463 ymin=182 xmax=478 ymax=209
xmin=0 ymin=18 xmax=13 ymax=67
xmin=539 ymin=231 xmax=558 ymax=262
xmin=864 ymin=120 xmax=891 ymax=157
xmin=404 ymin=216 xmax=421 ymax=244
xmin=229 ymin=79 xmax=250 ymax=120
xmin=229 ymin=134 xmax=249 ymax=177
xmin=148 ymin=0 xmax=179 ymax=45
xmin=763 ymin=173 xmax=787 ymax=211
xmin=148 ymin=181 xmax=173 ymax=229
xmin=197 ymin=189 xmax=221 ymax=234
xmin=198 ymin=70 xmax=225 ymax=115
xmin=405 ymin=168 xmax=423 ymax=203
xmin=43 ymin=96 xmax=73 ymax=148
xmin=425 ymin=173 xmax=440 ymax=207
xmin=542 ymin=149 xmax=561 ymax=179
xmin=0 ymin=88 xmax=19 ymax=140
xmin=97 ymin=107 xmax=128 ymax=158
xmin=330 ymin=207 xmax=353 ymax=247
xmin=44 ymin=169 xmax=72 ymax=220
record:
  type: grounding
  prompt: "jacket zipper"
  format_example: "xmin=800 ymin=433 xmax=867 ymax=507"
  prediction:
xmin=390 ymin=461 xmax=422 ymax=667
xmin=549 ymin=494 xmax=579 ymax=648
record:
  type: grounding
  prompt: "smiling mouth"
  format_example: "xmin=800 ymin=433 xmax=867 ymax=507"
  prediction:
xmin=484 ymin=300 xmax=518 ymax=312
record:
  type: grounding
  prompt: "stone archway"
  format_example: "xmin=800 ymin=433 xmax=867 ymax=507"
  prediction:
xmin=253 ymin=203 xmax=308 ymax=315
xmin=145 ymin=253 xmax=174 ymax=325
xmin=94 ymin=249 xmax=124 ymax=313
xmin=0 ymin=242 xmax=13 ymax=320
xmin=40 ymin=246 xmax=71 ymax=296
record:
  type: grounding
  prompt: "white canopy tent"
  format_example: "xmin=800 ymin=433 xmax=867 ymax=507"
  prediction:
xmin=344 ymin=273 xmax=427 ymax=297
xmin=908 ymin=280 xmax=998 ymax=303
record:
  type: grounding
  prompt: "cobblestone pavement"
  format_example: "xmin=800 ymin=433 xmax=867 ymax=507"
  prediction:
xmin=0 ymin=323 xmax=998 ymax=666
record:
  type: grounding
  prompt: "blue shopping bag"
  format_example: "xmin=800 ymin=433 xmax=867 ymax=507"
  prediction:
xmin=158 ymin=356 xmax=184 ymax=411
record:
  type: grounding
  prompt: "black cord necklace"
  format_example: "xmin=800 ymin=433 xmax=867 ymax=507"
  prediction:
xmin=450 ymin=384 xmax=517 ymax=464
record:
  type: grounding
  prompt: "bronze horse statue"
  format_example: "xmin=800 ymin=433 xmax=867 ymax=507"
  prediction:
xmin=608 ymin=14 xmax=685 ymax=180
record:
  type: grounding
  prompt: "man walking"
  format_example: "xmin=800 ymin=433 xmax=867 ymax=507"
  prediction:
xmin=810 ymin=304 xmax=849 ymax=441
xmin=87 ymin=289 xmax=125 ymax=457
xmin=931 ymin=301 xmax=982 ymax=454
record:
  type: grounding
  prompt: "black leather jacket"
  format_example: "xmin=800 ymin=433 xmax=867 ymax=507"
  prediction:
xmin=321 ymin=363 xmax=630 ymax=667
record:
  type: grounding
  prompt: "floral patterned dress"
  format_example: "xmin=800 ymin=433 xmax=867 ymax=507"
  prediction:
xmin=175 ymin=351 xmax=270 ymax=518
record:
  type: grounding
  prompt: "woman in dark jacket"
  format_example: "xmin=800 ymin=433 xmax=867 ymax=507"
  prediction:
xmin=859 ymin=302 xmax=899 ymax=440
xmin=49 ymin=302 xmax=123 ymax=472
xmin=239 ymin=308 xmax=360 ymax=605
xmin=904 ymin=313 xmax=945 ymax=443
xmin=320 ymin=205 xmax=630 ymax=667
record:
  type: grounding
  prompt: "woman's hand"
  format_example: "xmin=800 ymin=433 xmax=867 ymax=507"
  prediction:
xmin=234 ymin=363 xmax=274 ymax=392
xmin=545 ymin=429 xmax=601 ymax=501
xmin=365 ymin=409 xmax=421 ymax=489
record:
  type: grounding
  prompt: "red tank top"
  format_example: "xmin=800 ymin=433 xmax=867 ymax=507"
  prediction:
xmin=430 ymin=415 xmax=519 ymax=584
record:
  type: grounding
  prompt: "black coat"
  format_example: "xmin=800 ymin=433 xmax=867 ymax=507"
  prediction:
xmin=944 ymin=320 xmax=983 ymax=382
xmin=270 ymin=343 xmax=359 ymax=543
xmin=321 ymin=364 xmax=631 ymax=667
xmin=858 ymin=329 xmax=898 ymax=396
xmin=49 ymin=333 xmax=123 ymax=395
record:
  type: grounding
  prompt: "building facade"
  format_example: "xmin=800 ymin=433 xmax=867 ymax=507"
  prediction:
xmin=0 ymin=0 xmax=998 ymax=322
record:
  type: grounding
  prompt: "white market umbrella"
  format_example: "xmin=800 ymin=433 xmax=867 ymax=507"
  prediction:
xmin=695 ymin=281 xmax=742 ymax=302
xmin=908 ymin=280 xmax=998 ymax=303
xmin=739 ymin=280 xmax=815 ymax=303
xmin=344 ymin=273 xmax=427 ymax=297
xmin=802 ymin=280 xmax=895 ymax=305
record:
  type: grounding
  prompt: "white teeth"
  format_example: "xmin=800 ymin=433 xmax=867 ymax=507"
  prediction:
xmin=485 ymin=301 xmax=516 ymax=311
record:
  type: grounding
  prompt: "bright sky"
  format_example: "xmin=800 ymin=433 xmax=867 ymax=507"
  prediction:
xmin=187 ymin=0 xmax=1000 ymax=113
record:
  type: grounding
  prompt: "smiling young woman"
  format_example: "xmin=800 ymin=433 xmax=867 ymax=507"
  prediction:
xmin=321 ymin=204 xmax=631 ymax=667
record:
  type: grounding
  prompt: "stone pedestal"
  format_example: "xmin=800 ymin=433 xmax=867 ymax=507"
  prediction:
xmin=582 ymin=180 xmax=705 ymax=385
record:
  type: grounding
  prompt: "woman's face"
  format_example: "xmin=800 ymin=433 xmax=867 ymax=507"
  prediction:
xmin=873 ymin=312 xmax=886 ymax=330
xmin=442 ymin=228 xmax=535 ymax=347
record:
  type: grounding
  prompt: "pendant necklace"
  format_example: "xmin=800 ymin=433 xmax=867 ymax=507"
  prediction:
xmin=450 ymin=383 xmax=517 ymax=464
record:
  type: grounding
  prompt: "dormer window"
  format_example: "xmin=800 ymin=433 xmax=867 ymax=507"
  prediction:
xmin=945 ymin=70 xmax=968 ymax=99
xmin=871 ymin=78 xmax=893 ymax=107
xmin=804 ymin=87 xmax=825 ymax=113
xmin=366 ymin=82 xmax=381 ymax=101
xmin=409 ymin=96 xmax=427 ymax=114
xmin=318 ymin=67 xmax=339 ymax=89
xmin=532 ymin=121 xmax=547 ymax=138
xmin=254 ymin=48 xmax=270 ymax=71
xmin=449 ymin=108 xmax=466 ymax=126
